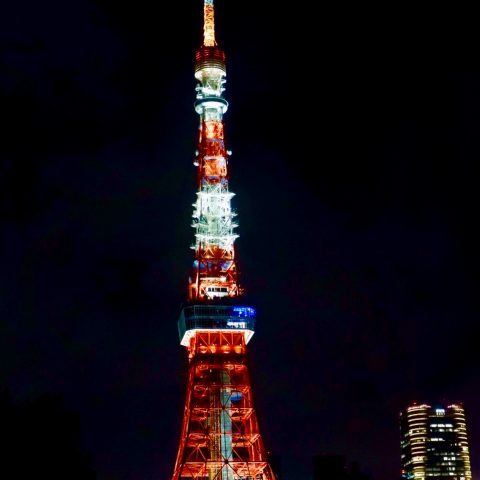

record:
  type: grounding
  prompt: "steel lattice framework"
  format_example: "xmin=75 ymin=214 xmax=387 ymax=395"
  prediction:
xmin=172 ymin=2 xmax=276 ymax=479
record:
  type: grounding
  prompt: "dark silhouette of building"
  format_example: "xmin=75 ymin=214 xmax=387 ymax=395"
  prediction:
xmin=349 ymin=460 xmax=371 ymax=480
xmin=0 ymin=387 xmax=97 ymax=479
xmin=313 ymin=453 xmax=372 ymax=480
xmin=313 ymin=454 xmax=348 ymax=480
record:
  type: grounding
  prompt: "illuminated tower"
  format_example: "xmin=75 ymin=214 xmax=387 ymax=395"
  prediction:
xmin=171 ymin=2 xmax=276 ymax=479
xmin=400 ymin=403 xmax=473 ymax=480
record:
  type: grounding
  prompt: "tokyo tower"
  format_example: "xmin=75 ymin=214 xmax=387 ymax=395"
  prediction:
xmin=171 ymin=1 xmax=277 ymax=479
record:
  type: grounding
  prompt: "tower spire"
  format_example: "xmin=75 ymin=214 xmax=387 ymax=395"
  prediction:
xmin=203 ymin=0 xmax=216 ymax=46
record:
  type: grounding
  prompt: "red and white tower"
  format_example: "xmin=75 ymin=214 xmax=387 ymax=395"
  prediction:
xmin=172 ymin=1 xmax=277 ymax=479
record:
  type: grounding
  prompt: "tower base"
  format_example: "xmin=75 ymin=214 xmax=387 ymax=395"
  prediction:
xmin=172 ymin=328 xmax=276 ymax=480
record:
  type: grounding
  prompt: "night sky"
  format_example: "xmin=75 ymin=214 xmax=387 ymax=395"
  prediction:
xmin=1 ymin=1 xmax=480 ymax=479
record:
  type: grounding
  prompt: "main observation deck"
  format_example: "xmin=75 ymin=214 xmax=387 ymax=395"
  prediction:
xmin=178 ymin=304 xmax=256 ymax=346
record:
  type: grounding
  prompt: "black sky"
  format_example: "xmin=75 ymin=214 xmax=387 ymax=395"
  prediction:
xmin=1 ymin=1 xmax=480 ymax=479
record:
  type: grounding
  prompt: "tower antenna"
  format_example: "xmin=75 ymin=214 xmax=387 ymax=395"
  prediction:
xmin=203 ymin=0 xmax=216 ymax=46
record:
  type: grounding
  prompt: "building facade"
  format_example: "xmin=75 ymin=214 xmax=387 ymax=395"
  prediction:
xmin=400 ymin=403 xmax=472 ymax=480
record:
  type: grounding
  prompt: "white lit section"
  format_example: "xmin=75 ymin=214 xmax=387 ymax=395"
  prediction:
xmin=194 ymin=190 xmax=235 ymax=215
xmin=195 ymin=97 xmax=227 ymax=114
xmin=195 ymin=66 xmax=226 ymax=100
xmin=192 ymin=188 xmax=238 ymax=248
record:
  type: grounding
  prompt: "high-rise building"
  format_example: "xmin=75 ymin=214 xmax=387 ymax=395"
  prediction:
xmin=171 ymin=1 xmax=276 ymax=479
xmin=400 ymin=403 xmax=473 ymax=480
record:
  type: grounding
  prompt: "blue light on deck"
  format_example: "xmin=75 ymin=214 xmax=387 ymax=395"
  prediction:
xmin=232 ymin=306 xmax=256 ymax=318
